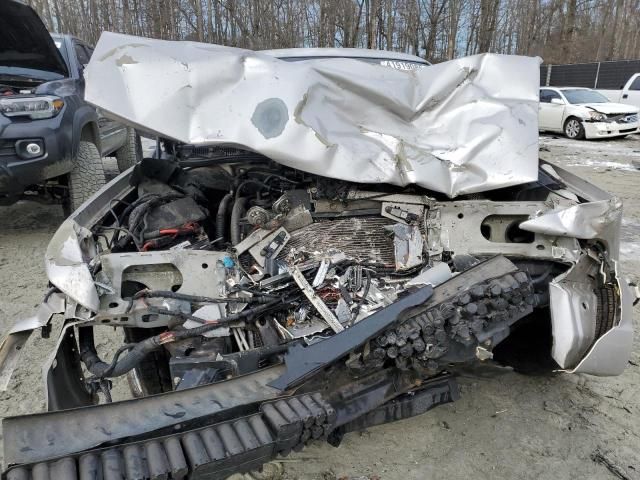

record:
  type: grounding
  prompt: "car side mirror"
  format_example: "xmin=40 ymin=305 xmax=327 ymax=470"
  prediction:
xmin=550 ymin=98 xmax=564 ymax=105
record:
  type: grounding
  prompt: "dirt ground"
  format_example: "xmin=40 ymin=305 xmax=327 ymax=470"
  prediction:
xmin=1 ymin=135 xmax=640 ymax=479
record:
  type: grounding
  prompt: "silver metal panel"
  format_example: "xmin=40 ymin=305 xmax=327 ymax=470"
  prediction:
xmin=570 ymin=260 xmax=634 ymax=376
xmin=85 ymin=33 xmax=540 ymax=197
xmin=548 ymin=255 xmax=599 ymax=369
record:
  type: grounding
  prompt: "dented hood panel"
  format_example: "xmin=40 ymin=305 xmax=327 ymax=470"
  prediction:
xmin=86 ymin=33 xmax=539 ymax=197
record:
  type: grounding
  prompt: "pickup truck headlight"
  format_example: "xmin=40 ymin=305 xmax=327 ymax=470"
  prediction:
xmin=0 ymin=95 xmax=64 ymax=119
xmin=588 ymin=111 xmax=606 ymax=121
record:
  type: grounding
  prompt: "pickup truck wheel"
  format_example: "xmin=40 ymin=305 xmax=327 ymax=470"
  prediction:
xmin=564 ymin=117 xmax=585 ymax=139
xmin=115 ymin=127 xmax=142 ymax=172
xmin=62 ymin=141 xmax=106 ymax=217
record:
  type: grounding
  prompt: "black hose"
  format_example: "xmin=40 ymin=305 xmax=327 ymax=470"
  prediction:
xmin=78 ymin=300 xmax=281 ymax=379
xmin=43 ymin=286 xmax=60 ymax=302
xmin=216 ymin=192 xmax=233 ymax=241
xmin=235 ymin=180 xmax=272 ymax=199
xmin=78 ymin=326 xmax=150 ymax=378
xmin=230 ymin=197 xmax=247 ymax=245
xmin=170 ymin=301 xmax=278 ymax=339
xmin=79 ymin=326 xmax=163 ymax=378
xmin=134 ymin=289 xmax=274 ymax=304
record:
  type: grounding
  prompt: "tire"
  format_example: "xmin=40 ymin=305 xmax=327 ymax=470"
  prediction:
xmin=62 ymin=140 xmax=106 ymax=217
xmin=564 ymin=117 xmax=585 ymax=140
xmin=594 ymin=284 xmax=616 ymax=339
xmin=115 ymin=127 xmax=142 ymax=172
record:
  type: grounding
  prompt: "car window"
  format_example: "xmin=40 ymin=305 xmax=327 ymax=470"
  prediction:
xmin=539 ymin=89 xmax=561 ymax=103
xmin=630 ymin=76 xmax=640 ymax=91
xmin=74 ymin=42 xmax=90 ymax=66
xmin=85 ymin=46 xmax=94 ymax=60
xmin=561 ymin=89 xmax=609 ymax=104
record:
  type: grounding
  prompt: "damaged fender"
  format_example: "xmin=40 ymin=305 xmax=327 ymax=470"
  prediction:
xmin=45 ymin=220 xmax=100 ymax=311
xmin=0 ymin=292 xmax=65 ymax=390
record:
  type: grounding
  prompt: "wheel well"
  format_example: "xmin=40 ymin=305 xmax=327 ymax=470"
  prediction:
xmin=79 ymin=122 xmax=100 ymax=151
xmin=563 ymin=116 xmax=583 ymax=129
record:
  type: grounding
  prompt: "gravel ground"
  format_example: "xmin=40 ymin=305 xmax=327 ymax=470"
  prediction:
xmin=1 ymin=135 xmax=640 ymax=479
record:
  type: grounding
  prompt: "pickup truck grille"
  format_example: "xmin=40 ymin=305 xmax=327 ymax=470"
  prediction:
xmin=0 ymin=139 xmax=16 ymax=157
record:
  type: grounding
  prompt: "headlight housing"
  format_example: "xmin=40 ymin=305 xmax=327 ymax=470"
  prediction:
xmin=588 ymin=111 xmax=606 ymax=121
xmin=0 ymin=95 xmax=64 ymax=119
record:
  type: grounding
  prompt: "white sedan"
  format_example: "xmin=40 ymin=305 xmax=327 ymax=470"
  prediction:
xmin=539 ymin=87 xmax=639 ymax=139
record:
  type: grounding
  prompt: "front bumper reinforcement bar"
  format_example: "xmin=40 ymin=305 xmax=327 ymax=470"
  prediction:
xmin=4 ymin=375 xmax=459 ymax=480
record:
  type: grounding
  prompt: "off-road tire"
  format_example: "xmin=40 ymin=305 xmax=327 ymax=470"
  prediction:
xmin=115 ymin=127 xmax=142 ymax=172
xmin=564 ymin=117 xmax=585 ymax=140
xmin=62 ymin=141 xmax=106 ymax=217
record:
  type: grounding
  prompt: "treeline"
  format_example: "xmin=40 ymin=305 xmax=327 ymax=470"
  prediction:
xmin=26 ymin=0 xmax=640 ymax=64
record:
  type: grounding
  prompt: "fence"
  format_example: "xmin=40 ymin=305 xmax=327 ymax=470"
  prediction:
xmin=539 ymin=59 xmax=640 ymax=89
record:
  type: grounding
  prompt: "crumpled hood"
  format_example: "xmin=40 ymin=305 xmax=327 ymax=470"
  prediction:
xmin=86 ymin=32 xmax=540 ymax=197
xmin=581 ymin=103 xmax=639 ymax=115
xmin=0 ymin=0 xmax=68 ymax=77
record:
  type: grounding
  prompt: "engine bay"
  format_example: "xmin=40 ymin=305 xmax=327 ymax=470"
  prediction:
xmin=63 ymin=144 xmax=614 ymax=401
xmin=0 ymin=143 xmax=631 ymax=480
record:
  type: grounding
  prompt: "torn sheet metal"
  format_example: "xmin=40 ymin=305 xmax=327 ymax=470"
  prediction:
xmin=45 ymin=220 xmax=100 ymax=311
xmin=86 ymin=32 xmax=540 ymax=197
xmin=289 ymin=264 xmax=344 ymax=333
xmin=0 ymin=291 xmax=66 ymax=391
xmin=520 ymin=197 xmax=623 ymax=240
xmin=391 ymin=224 xmax=424 ymax=270
xmin=570 ymin=260 xmax=634 ymax=376
xmin=548 ymin=255 xmax=599 ymax=369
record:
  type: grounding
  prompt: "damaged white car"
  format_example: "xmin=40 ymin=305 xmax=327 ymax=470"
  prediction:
xmin=539 ymin=87 xmax=640 ymax=139
xmin=0 ymin=33 xmax=634 ymax=480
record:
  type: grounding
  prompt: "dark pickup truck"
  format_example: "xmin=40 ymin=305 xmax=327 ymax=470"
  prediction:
xmin=0 ymin=0 xmax=140 ymax=214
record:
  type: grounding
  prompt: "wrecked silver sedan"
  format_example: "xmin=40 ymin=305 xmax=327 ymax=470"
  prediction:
xmin=0 ymin=34 xmax=634 ymax=480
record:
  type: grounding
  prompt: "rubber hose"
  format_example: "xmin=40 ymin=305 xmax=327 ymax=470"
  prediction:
xmin=78 ymin=326 xmax=110 ymax=376
xmin=78 ymin=301 xmax=279 ymax=379
xmin=78 ymin=326 xmax=161 ymax=378
xmin=216 ymin=192 xmax=233 ymax=241
xmin=230 ymin=197 xmax=248 ymax=245
xmin=135 ymin=289 xmax=274 ymax=304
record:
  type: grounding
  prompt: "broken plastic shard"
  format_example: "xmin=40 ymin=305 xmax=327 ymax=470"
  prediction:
xmin=185 ymin=304 xmax=228 ymax=338
xmin=335 ymin=298 xmax=351 ymax=324
xmin=286 ymin=316 xmax=329 ymax=338
xmin=406 ymin=262 xmax=453 ymax=287
xmin=312 ymin=258 xmax=330 ymax=288
xmin=476 ymin=346 xmax=494 ymax=361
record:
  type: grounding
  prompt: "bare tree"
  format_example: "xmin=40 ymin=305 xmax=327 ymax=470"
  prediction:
xmin=30 ymin=0 xmax=640 ymax=64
